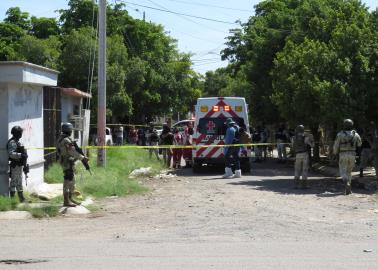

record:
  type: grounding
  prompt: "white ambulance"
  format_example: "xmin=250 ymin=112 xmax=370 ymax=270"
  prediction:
xmin=192 ymin=97 xmax=251 ymax=172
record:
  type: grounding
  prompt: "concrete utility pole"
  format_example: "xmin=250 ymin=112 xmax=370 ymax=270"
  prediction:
xmin=97 ymin=0 xmax=106 ymax=167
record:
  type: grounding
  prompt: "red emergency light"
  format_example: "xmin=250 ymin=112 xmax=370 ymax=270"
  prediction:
xmin=213 ymin=106 xmax=219 ymax=112
xmin=224 ymin=105 xmax=230 ymax=111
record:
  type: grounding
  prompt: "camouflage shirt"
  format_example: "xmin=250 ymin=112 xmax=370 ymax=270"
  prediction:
xmin=56 ymin=135 xmax=84 ymax=170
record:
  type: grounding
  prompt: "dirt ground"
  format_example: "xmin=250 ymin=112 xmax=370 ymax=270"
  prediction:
xmin=0 ymin=160 xmax=378 ymax=269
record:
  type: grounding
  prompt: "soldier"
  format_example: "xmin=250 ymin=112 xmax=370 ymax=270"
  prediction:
xmin=57 ymin=123 xmax=89 ymax=207
xmin=7 ymin=126 xmax=28 ymax=202
xmin=333 ymin=119 xmax=362 ymax=195
xmin=292 ymin=125 xmax=314 ymax=189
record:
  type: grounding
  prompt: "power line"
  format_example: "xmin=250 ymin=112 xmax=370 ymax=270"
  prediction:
xmin=123 ymin=1 xmax=238 ymax=25
xmin=162 ymin=0 xmax=252 ymax=13
xmin=141 ymin=0 xmax=228 ymax=34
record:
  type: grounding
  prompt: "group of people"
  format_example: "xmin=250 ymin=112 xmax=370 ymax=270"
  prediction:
xmin=221 ymin=118 xmax=378 ymax=195
xmin=155 ymin=124 xmax=194 ymax=168
xmin=5 ymin=119 xmax=378 ymax=207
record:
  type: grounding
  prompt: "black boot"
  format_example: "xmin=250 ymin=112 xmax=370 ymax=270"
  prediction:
xmin=345 ymin=184 xmax=352 ymax=195
xmin=17 ymin=191 xmax=25 ymax=203
xmin=10 ymin=191 xmax=15 ymax=198
xmin=359 ymin=169 xmax=363 ymax=178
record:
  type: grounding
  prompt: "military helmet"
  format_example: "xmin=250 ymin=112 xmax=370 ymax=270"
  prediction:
xmin=295 ymin=125 xmax=305 ymax=133
xmin=61 ymin=122 xmax=73 ymax=135
xmin=225 ymin=118 xmax=235 ymax=126
xmin=343 ymin=119 xmax=354 ymax=131
xmin=11 ymin=126 xmax=23 ymax=139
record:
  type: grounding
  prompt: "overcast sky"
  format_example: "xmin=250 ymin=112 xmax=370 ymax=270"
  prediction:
xmin=0 ymin=0 xmax=377 ymax=74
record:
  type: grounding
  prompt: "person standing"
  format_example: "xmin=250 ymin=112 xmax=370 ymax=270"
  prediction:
xmin=366 ymin=122 xmax=378 ymax=180
xmin=57 ymin=123 xmax=89 ymax=207
xmin=7 ymin=126 xmax=28 ymax=202
xmin=182 ymin=126 xmax=194 ymax=167
xmin=223 ymin=118 xmax=241 ymax=179
xmin=172 ymin=128 xmax=184 ymax=169
xmin=359 ymin=131 xmax=373 ymax=177
xmin=333 ymin=119 xmax=362 ymax=195
xmin=276 ymin=124 xmax=288 ymax=163
xmin=148 ymin=128 xmax=160 ymax=160
xmin=292 ymin=125 xmax=314 ymax=189
xmin=160 ymin=124 xmax=174 ymax=168
xmin=115 ymin=126 xmax=124 ymax=145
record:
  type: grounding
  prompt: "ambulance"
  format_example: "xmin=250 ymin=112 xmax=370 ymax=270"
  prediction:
xmin=192 ymin=97 xmax=251 ymax=172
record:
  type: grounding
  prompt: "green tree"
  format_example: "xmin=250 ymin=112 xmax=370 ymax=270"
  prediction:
xmin=30 ymin=16 xmax=60 ymax=38
xmin=4 ymin=7 xmax=30 ymax=30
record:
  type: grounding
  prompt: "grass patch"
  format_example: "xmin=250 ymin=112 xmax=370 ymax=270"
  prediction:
xmin=0 ymin=196 xmax=19 ymax=211
xmin=19 ymin=205 xmax=60 ymax=218
xmin=45 ymin=148 xmax=163 ymax=199
xmin=45 ymin=163 xmax=63 ymax=184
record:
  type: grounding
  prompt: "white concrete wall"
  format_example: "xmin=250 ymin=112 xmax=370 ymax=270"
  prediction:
xmin=8 ymin=83 xmax=44 ymax=190
xmin=0 ymin=84 xmax=9 ymax=195
xmin=0 ymin=62 xmax=58 ymax=196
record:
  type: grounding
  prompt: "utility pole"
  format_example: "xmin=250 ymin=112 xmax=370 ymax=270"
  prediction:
xmin=97 ymin=0 xmax=106 ymax=167
xmin=143 ymin=11 xmax=146 ymax=21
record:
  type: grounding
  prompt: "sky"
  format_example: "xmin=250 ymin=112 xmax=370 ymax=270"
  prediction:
xmin=0 ymin=0 xmax=377 ymax=74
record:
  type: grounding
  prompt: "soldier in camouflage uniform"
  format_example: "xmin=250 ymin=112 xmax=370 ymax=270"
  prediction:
xmin=292 ymin=125 xmax=314 ymax=189
xmin=7 ymin=126 xmax=27 ymax=202
xmin=333 ymin=119 xmax=362 ymax=195
xmin=57 ymin=123 xmax=88 ymax=207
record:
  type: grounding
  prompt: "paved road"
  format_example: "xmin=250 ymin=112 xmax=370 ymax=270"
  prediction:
xmin=0 ymin=161 xmax=377 ymax=269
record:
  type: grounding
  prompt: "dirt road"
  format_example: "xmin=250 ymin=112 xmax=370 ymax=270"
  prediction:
xmin=1 ymin=161 xmax=378 ymax=269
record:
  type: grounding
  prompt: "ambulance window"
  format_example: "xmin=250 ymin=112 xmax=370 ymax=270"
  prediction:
xmin=198 ymin=118 xmax=244 ymax=135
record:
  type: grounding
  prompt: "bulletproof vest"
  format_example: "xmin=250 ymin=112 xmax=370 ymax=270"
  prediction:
xmin=56 ymin=135 xmax=71 ymax=163
xmin=293 ymin=135 xmax=307 ymax=153
xmin=6 ymin=138 xmax=23 ymax=166
xmin=339 ymin=131 xmax=357 ymax=152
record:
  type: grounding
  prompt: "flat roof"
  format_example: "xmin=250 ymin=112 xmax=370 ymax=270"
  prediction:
xmin=0 ymin=61 xmax=59 ymax=74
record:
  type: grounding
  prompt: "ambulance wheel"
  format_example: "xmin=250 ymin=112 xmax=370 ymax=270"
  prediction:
xmin=192 ymin=162 xmax=201 ymax=173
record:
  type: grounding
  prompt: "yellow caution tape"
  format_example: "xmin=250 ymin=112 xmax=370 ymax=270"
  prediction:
xmin=27 ymin=142 xmax=291 ymax=151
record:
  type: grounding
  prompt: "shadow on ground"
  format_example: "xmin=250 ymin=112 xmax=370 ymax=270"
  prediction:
xmin=229 ymin=177 xmax=375 ymax=197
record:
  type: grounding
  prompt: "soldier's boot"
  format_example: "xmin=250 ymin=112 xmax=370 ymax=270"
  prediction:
xmin=17 ymin=191 xmax=25 ymax=203
xmin=345 ymin=184 xmax=352 ymax=195
xmin=10 ymin=191 xmax=15 ymax=198
xmin=69 ymin=193 xmax=81 ymax=206
xmin=294 ymin=177 xmax=300 ymax=189
xmin=359 ymin=169 xmax=363 ymax=178
xmin=222 ymin=167 xmax=234 ymax=179
xmin=63 ymin=192 xmax=76 ymax=207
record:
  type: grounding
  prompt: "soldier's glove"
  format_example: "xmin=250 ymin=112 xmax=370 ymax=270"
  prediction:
xmin=21 ymin=153 xmax=28 ymax=159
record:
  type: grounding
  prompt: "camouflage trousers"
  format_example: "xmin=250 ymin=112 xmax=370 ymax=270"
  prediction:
xmin=295 ymin=152 xmax=309 ymax=180
xmin=10 ymin=166 xmax=23 ymax=192
xmin=339 ymin=152 xmax=356 ymax=185
xmin=63 ymin=169 xmax=76 ymax=194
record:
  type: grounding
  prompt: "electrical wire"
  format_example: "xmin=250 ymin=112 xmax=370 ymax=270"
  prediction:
xmin=123 ymin=1 xmax=238 ymax=25
xmin=162 ymin=0 xmax=252 ymax=13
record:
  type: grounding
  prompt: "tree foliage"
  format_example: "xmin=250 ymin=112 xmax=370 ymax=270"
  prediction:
xmin=219 ymin=0 xmax=378 ymax=129
xmin=0 ymin=1 xmax=203 ymax=123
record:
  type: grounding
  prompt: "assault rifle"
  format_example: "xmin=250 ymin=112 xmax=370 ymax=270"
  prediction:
xmin=72 ymin=141 xmax=92 ymax=175
xmin=18 ymin=146 xmax=30 ymax=186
